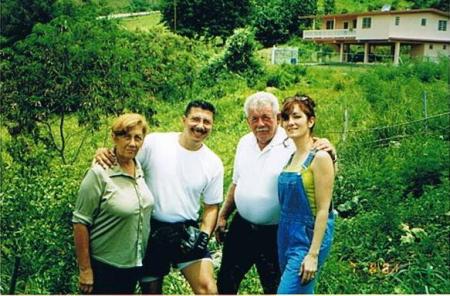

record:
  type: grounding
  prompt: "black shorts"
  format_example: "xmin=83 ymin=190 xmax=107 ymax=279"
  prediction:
xmin=142 ymin=218 xmax=212 ymax=281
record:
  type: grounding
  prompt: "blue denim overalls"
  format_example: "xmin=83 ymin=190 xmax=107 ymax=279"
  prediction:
xmin=277 ymin=149 xmax=335 ymax=294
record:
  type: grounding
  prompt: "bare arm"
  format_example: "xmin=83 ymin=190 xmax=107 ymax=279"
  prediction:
xmin=73 ymin=223 xmax=93 ymax=294
xmin=200 ymin=203 xmax=220 ymax=236
xmin=93 ymin=148 xmax=116 ymax=169
xmin=215 ymin=183 xmax=237 ymax=243
xmin=300 ymin=150 xmax=334 ymax=284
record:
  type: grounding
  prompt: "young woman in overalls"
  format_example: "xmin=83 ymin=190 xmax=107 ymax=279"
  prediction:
xmin=277 ymin=95 xmax=335 ymax=294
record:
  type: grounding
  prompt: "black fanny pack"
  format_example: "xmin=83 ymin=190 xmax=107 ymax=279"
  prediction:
xmin=150 ymin=219 xmax=196 ymax=245
xmin=150 ymin=219 xmax=208 ymax=256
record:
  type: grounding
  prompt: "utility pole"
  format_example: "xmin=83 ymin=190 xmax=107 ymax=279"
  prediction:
xmin=174 ymin=0 xmax=177 ymax=32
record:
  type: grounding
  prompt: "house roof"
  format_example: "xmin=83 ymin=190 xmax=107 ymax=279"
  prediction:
xmin=306 ymin=8 xmax=450 ymax=19
xmin=322 ymin=8 xmax=450 ymax=19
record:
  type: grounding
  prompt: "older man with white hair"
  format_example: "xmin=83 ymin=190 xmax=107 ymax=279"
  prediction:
xmin=215 ymin=92 xmax=334 ymax=294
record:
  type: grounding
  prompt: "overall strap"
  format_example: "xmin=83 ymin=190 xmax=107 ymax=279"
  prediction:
xmin=285 ymin=153 xmax=295 ymax=168
xmin=300 ymin=148 xmax=319 ymax=171
xmin=301 ymin=148 xmax=335 ymax=214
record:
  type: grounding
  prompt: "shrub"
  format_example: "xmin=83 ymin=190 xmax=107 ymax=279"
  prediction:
xmin=251 ymin=0 xmax=316 ymax=47
xmin=413 ymin=59 xmax=445 ymax=82
xmin=1 ymin=143 xmax=83 ymax=293
xmin=199 ymin=28 xmax=264 ymax=88
xmin=264 ymin=64 xmax=306 ymax=89
xmin=222 ymin=28 xmax=263 ymax=75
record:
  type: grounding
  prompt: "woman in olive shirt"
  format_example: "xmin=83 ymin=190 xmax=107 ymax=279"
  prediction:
xmin=73 ymin=114 xmax=154 ymax=294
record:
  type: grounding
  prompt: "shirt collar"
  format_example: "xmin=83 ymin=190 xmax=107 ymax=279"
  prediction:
xmin=269 ymin=127 xmax=289 ymax=147
xmin=107 ymin=159 xmax=144 ymax=179
xmin=251 ymin=126 xmax=291 ymax=151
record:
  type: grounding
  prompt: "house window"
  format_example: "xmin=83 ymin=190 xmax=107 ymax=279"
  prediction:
xmin=395 ymin=16 xmax=400 ymax=26
xmin=362 ymin=17 xmax=372 ymax=29
xmin=344 ymin=22 xmax=349 ymax=29
xmin=429 ymin=44 xmax=433 ymax=50
xmin=438 ymin=20 xmax=447 ymax=31
xmin=421 ymin=18 xmax=427 ymax=26
xmin=444 ymin=45 xmax=447 ymax=50
xmin=326 ymin=20 xmax=334 ymax=30
xmin=353 ymin=19 xmax=357 ymax=28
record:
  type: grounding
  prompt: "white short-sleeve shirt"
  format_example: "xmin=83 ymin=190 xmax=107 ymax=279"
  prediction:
xmin=137 ymin=132 xmax=224 ymax=223
xmin=233 ymin=127 xmax=294 ymax=225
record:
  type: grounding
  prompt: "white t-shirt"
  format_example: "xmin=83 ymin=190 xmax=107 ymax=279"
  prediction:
xmin=137 ymin=132 xmax=224 ymax=223
xmin=233 ymin=127 xmax=295 ymax=225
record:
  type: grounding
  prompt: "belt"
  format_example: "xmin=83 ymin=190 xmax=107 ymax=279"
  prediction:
xmin=151 ymin=218 xmax=198 ymax=229
xmin=238 ymin=213 xmax=278 ymax=231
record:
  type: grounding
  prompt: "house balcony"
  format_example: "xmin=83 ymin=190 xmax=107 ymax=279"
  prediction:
xmin=303 ymin=29 xmax=357 ymax=40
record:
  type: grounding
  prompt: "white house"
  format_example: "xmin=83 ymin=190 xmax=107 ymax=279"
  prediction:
xmin=303 ymin=8 xmax=450 ymax=64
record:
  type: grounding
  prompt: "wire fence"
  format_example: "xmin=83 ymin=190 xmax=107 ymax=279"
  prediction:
xmin=325 ymin=112 xmax=450 ymax=135
xmin=322 ymin=111 xmax=449 ymax=148
xmin=295 ymin=51 xmax=399 ymax=64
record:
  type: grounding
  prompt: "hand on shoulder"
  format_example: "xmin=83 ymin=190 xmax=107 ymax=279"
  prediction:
xmin=312 ymin=150 xmax=334 ymax=172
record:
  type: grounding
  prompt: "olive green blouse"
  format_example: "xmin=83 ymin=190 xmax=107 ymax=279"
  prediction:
xmin=72 ymin=162 xmax=154 ymax=268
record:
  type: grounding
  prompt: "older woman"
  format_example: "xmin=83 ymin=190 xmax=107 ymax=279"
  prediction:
xmin=72 ymin=113 xmax=154 ymax=294
xmin=277 ymin=95 xmax=335 ymax=294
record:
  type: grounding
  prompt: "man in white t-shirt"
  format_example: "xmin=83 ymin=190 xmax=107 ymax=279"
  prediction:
xmin=215 ymin=92 xmax=334 ymax=294
xmin=96 ymin=101 xmax=223 ymax=294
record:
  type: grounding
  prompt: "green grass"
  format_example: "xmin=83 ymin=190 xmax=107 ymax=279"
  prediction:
xmin=120 ymin=12 xmax=162 ymax=31
xmin=94 ymin=0 xmax=131 ymax=12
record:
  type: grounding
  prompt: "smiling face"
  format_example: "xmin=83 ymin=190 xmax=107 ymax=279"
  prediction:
xmin=182 ymin=107 xmax=214 ymax=144
xmin=281 ymin=103 xmax=315 ymax=140
xmin=112 ymin=125 xmax=145 ymax=160
xmin=247 ymin=105 xmax=278 ymax=149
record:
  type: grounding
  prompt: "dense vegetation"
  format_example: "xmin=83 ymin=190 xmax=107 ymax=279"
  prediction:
xmin=1 ymin=0 xmax=449 ymax=294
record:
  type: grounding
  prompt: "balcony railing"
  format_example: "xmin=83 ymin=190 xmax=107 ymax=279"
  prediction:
xmin=303 ymin=29 xmax=357 ymax=39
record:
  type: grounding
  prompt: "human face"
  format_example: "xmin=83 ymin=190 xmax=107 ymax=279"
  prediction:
xmin=282 ymin=104 xmax=315 ymax=139
xmin=247 ymin=105 xmax=278 ymax=148
xmin=112 ymin=125 xmax=144 ymax=160
xmin=182 ymin=107 xmax=214 ymax=144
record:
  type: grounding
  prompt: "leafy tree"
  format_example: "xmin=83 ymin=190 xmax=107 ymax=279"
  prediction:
xmin=251 ymin=0 xmax=317 ymax=47
xmin=409 ymin=0 xmax=449 ymax=11
xmin=0 ymin=0 xmax=57 ymax=46
xmin=324 ymin=0 xmax=336 ymax=14
xmin=160 ymin=0 xmax=252 ymax=40
xmin=128 ymin=0 xmax=154 ymax=12
xmin=1 ymin=14 xmax=155 ymax=164
xmin=252 ymin=2 xmax=290 ymax=46
xmin=221 ymin=28 xmax=263 ymax=74
xmin=200 ymin=28 xmax=263 ymax=87
xmin=284 ymin=0 xmax=317 ymax=35
xmin=122 ymin=24 xmax=207 ymax=101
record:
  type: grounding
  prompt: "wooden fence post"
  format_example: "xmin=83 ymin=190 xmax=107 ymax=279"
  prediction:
xmin=423 ymin=91 xmax=428 ymax=131
xmin=342 ymin=109 xmax=348 ymax=142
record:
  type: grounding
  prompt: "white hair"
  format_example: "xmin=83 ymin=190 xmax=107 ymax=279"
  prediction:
xmin=243 ymin=92 xmax=279 ymax=117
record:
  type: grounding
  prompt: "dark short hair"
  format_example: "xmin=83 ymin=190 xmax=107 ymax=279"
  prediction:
xmin=184 ymin=100 xmax=216 ymax=118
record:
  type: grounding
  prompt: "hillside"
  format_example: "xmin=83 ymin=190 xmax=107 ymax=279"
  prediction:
xmin=102 ymin=0 xmax=448 ymax=14
xmin=1 ymin=0 xmax=449 ymax=294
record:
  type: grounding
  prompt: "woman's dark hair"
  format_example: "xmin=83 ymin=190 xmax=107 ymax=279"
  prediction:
xmin=184 ymin=100 xmax=216 ymax=118
xmin=280 ymin=94 xmax=316 ymax=133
